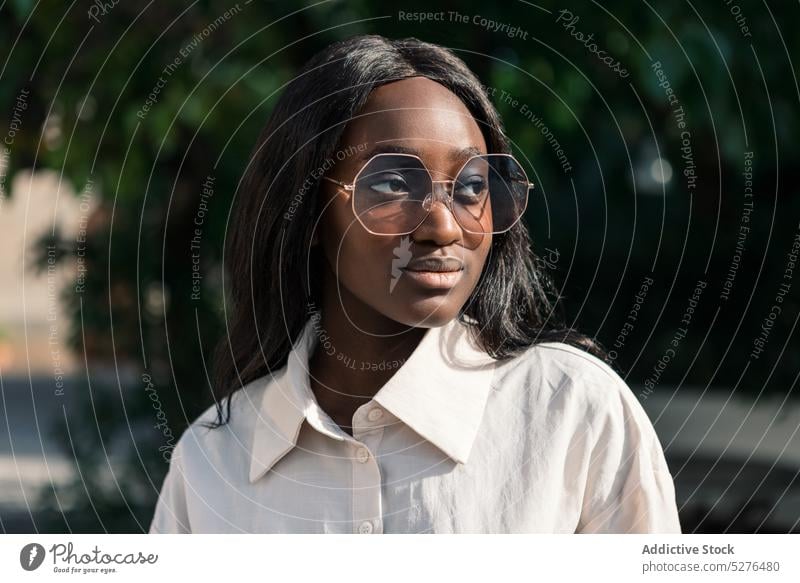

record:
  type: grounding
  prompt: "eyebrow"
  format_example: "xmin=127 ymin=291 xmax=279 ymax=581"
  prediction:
xmin=358 ymin=143 xmax=485 ymax=162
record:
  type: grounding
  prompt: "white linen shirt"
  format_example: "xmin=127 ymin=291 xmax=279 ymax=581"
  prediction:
xmin=149 ymin=316 xmax=682 ymax=533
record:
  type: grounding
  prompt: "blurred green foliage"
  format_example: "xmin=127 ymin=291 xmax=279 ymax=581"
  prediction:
xmin=1 ymin=0 xmax=798 ymax=532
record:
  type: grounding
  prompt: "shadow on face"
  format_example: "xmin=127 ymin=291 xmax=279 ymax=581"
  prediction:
xmin=315 ymin=76 xmax=493 ymax=332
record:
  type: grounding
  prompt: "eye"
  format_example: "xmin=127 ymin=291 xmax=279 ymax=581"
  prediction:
xmin=367 ymin=173 xmax=410 ymax=196
xmin=454 ymin=176 xmax=488 ymax=200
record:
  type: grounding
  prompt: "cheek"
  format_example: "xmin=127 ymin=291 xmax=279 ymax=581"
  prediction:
xmin=464 ymin=232 xmax=492 ymax=279
xmin=320 ymin=203 xmax=395 ymax=290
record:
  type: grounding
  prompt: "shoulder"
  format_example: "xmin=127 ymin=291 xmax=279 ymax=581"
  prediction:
xmin=495 ymin=340 xmax=628 ymax=400
xmin=494 ymin=341 xmax=656 ymax=444
xmin=171 ymin=373 xmax=277 ymax=466
xmin=529 ymin=341 xmax=629 ymax=398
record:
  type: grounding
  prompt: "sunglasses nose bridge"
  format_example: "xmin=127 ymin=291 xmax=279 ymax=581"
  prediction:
xmin=421 ymin=180 xmax=454 ymax=212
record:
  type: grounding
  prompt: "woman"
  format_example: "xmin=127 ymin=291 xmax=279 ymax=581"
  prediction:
xmin=149 ymin=34 xmax=681 ymax=534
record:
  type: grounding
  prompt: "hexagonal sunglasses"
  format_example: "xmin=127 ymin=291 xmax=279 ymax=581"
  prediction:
xmin=322 ymin=153 xmax=533 ymax=236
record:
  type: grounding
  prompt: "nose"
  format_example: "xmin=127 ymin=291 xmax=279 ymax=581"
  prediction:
xmin=412 ymin=181 xmax=461 ymax=245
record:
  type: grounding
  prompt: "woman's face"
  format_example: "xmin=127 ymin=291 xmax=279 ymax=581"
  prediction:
xmin=316 ymin=76 xmax=492 ymax=330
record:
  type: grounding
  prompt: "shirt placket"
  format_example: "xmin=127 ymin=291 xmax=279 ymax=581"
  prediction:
xmin=349 ymin=403 xmax=387 ymax=534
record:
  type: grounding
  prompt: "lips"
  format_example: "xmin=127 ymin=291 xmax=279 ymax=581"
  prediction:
xmin=403 ymin=256 xmax=464 ymax=273
xmin=400 ymin=255 xmax=464 ymax=290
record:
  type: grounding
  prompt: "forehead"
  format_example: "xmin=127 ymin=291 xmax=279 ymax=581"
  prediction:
xmin=339 ymin=77 xmax=487 ymax=155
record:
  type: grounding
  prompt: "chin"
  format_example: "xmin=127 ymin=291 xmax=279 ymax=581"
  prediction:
xmin=387 ymin=298 xmax=463 ymax=329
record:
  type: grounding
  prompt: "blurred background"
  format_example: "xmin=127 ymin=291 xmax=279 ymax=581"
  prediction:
xmin=0 ymin=0 xmax=798 ymax=533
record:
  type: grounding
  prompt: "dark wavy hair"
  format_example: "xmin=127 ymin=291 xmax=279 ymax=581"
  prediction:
xmin=208 ymin=34 xmax=608 ymax=427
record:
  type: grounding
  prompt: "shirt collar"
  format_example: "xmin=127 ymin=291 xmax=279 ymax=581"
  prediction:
xmin=248 ymin=315 xmax=497 ymax=483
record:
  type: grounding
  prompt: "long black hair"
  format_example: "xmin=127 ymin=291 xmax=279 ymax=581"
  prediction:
xmin=208 ymin=34 xmax=608 ymax=427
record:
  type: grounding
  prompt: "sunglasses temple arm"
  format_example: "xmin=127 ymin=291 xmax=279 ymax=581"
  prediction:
xmin=322 ymin=176 xmax=354 ymax=190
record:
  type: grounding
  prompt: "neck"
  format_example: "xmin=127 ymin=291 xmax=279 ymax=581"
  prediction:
xmin=307 ymin=270 xmax=427 ymax=431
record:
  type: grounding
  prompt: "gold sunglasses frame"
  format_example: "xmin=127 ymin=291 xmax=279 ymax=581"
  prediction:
xmin=322 ymin=152 xmax=534 ymax=236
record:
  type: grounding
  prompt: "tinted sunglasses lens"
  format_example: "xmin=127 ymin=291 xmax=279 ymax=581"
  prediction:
xmin=353 ymin=155 xmax=431 ymax=234
xmin=453 ymin=155 xmax=528 ymax=234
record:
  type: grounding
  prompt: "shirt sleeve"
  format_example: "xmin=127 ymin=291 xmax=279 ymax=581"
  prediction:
xmin=575 ymin=377 xmax=682 ymax=534
xmin=148 ymin=438 xmax=191 ymax=534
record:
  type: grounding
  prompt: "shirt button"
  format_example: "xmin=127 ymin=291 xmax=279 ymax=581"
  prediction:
xmin=358 ymin=521 xmax=374 ymax=534
xmin=367 ymin=407 xmax=384 ymax=422
xmin=356 ymin=447 xmax=370 ymax=463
